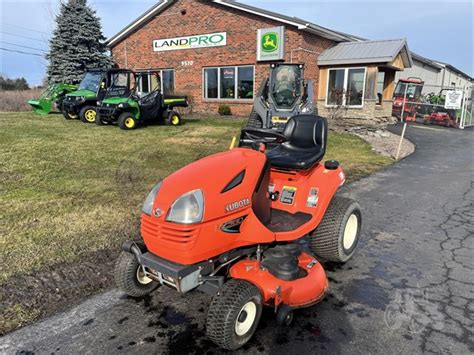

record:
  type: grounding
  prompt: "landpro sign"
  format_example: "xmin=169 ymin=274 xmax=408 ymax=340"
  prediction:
xmin=257 ymin=26 xmax=285 ymax=61
xmin=153 ymin=32 xmax=227 ymax=52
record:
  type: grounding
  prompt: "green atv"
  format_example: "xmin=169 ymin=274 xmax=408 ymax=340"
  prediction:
xmin=96 ymin=70 xmax=188 ymax=130
xmin=62 ymin=68 xmax=133 ymax=123
xmin=28 ymin=83 xmax=78 ymax=115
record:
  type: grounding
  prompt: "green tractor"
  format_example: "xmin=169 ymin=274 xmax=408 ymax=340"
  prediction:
xmin=62 ymin=68 xmax=133 ymax=123
xmin=96 ymin=70 xmax=188 ymax=130
xmin=28 ymin=83 xmax=78 ymax=115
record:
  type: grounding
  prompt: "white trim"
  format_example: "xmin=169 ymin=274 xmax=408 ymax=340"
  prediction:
xmin=202 ymin=65 xmax=255 ymax=101
xmin=107 ymin=0 xmax=351 ymax=47
xmin=326 ymin=67 xmax=367 ymax=108
xmin=108 ymin=1 xmax=172 ymax=46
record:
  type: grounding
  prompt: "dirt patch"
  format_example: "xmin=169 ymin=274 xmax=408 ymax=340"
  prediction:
xmin=0 ymin=248 xmax=119 ymax=335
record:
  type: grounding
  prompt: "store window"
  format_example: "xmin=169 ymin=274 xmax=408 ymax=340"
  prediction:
xmin=204 ymin=66 xmax=254 ymax=100
xmin=327 ymin=67 xmax=366 ymax=107
xmin=137 ymin=69 xmax=175 ymax=95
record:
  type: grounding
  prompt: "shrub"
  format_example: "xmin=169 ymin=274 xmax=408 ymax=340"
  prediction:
xmin=218 ymin=104 xmax=232 ymax=116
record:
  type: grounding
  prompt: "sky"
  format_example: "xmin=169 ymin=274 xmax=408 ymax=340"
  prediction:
xmin=1 ymin=0 xmax=472 ymax=86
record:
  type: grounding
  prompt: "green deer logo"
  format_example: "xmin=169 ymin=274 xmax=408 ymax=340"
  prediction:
xmin=262 ymin=32 xmax=279 ymax=52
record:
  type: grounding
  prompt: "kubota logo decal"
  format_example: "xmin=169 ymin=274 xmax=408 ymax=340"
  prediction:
xmin=225 ymin=198 xmax=250 ymax=213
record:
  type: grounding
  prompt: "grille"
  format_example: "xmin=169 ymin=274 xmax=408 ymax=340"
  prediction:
xmin=97 ymin=106 xmax=116 ymax=116
xmin=141 ymin=215 xmax=199 ymax=250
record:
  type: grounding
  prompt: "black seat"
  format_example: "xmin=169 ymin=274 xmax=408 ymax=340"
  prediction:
xmin=267 ymin=115 xmax=327 ymax=170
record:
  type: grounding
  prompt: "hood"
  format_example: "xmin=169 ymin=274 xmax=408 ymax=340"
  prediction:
xmin=66 ymin=89 xmax=97 ymax=98
xmin=102 ymin=96 xmax=133 ymax=105
xmin=154 ymin=148 xmax=267 ymax=223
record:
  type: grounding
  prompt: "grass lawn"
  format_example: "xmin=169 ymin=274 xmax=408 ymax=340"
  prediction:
xmin=0 ymin=112 xmax=392 ymax=332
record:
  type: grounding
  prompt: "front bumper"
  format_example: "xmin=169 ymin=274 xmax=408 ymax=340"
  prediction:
xmin=123 ymin=241 xmax=213 ymax=294
xmin=63 ymin=100 xmax=80 ymax=114
xmin=97 ymin=106 xmax=121 ymax=121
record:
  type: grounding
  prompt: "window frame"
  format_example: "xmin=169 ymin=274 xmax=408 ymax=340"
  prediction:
xmin=202 ymin=65 xmax=255 ymax=101
xmin=326 ymin=67 xmax=367 ymax=108
xmin=136 ymin=68 xmax=175 ymax=95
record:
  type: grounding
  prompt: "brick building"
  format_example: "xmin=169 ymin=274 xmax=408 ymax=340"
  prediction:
xmin=107 ymin=0 xmax=412 ymax=118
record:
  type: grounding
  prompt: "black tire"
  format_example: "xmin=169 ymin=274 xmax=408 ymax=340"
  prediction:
xmin=118 ymin=112 xmax=138 ymax=130
xmin=206 ymin=279 xmax=263 ymax=350
xmin=114 ymin=251 xmax=159 ymax=298
xmin=247 ymin=109 xmax=263 ymax=129
xmin=276 ymin=305 xmax=294 ymax=326
xmin=79 ymin=106 xmax=97 ymax=124
xmin=310 ymin=196 xmax=362 ymax=263
xmin=166 ymin=110 xmax=182 ymax=126
xmin=63 ymin=110 xmax=78 ymax=120
xmin=95 ymin=112 xmax=103 ymax=126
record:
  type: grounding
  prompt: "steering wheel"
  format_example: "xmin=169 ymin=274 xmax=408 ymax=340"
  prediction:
xmin=241 ymin=127 xmax=287 ymax=144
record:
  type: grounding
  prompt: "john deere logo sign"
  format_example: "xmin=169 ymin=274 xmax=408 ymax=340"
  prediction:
xmin=153 ymin=32 xmax=227 ymax=52
xmin=261 ymin=32 xmax=279 ymax=52
xmin=257 ymin=26 xmax=285 ymax=61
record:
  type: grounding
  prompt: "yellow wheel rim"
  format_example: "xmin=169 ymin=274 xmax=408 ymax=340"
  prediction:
xmin=85 ymin=109 xmax=96 ymax=123
xmin=125 ymin=117 xmax=135 ymax=129
xmin=171 ymin=115 xmax=180 ymax=125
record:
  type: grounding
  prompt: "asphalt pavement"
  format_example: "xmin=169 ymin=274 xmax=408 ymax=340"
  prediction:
xmin=2 ymin=123 xmax=473 ymax=355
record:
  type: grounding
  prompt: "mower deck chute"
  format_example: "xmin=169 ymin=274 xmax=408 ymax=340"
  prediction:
xmin=115 ymin=114 xmax=362 ymax=350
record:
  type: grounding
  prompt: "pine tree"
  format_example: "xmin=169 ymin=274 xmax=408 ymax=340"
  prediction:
xmin=46 ymin=0 xmax=114 ymax=84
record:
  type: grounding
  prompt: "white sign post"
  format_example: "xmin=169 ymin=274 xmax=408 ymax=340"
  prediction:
xmin=444 ymin=90 xmax=463 ymax=110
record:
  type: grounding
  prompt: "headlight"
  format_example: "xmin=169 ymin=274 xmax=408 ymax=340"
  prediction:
xmin=142 ymin=182 xmax=162 ymax=216
xmin=301 ymin=106 xmax=311 ymax=113
xmin=118 ymin=103 xmax=124 ymax=108
xmin=166 ymin=190 xmax=204 ymax=224
xmin=97 ymin=101 xmax=101 ymax=106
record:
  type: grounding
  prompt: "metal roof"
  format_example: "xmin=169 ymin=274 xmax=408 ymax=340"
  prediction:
xmin=318 ymin=39 xmax=413 ymax=67
xmin=106 ymin=0 xmax=355 ymax=47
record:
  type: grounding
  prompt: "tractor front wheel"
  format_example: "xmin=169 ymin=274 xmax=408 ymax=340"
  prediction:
xmin=118 ymin=112 xmax=138 ymax=130
xmin=310 ymin=196 xmax=362 ymax=263
xmin=206 ymin=279 xmax=262 ymax=350
xmin=166 ymin=111 xmax=182 ymax=126
xmin=114 ymin=251 xmax=159 ymax=298
xmin=80 ymin=106 xmax=97 ymax=124
xmin=63 ymin=110 xmax=78 ymax=120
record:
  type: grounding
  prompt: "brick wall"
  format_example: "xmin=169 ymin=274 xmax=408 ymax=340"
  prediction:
xmin=110 ymin=0 xmax=336 ymax=116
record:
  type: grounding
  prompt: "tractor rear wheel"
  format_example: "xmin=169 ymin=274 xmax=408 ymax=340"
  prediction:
xmin=118 ymin=112 xmax=138 ymax=130
xmin=166 ymin=111 xmax=182 ymax=126
xmin=206 ymin=279 xmax=262 ymax=350
xmin=80 ymin=106 xmax=97 ymax=124
xmin=114 ymin=251 xmax=159 ymax=298
xmin=247 ymin=109 xmax=263 ymax=129
xmin=310 ymin=196 xmax=361 ymax=263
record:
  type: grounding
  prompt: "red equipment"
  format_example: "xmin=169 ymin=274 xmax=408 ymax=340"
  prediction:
xmin=392 ymin=77 xmax=424 ymax=122
xmin=115 ymin=115 xmax=362 ymax=350
xmin=424 ymin=112 xmax=459 ymax=128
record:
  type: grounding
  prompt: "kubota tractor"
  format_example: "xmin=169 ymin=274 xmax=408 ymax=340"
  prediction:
xmin=247 ymin=63 xmax=314 ymax=131
xmin=392 ymin=77 xmax=424 ymax=122
xmin=115 ymin=115 xmax=362 ymax=350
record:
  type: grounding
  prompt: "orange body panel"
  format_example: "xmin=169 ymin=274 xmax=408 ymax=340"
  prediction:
xmin=141 ymin=148 xmax=345 ymax=265
xmin=229 ymin=252 xmax=328 ymax=307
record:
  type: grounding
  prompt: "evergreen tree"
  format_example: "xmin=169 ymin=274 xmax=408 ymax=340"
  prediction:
xmin=46 ymin=0 xmax=114 ymax=84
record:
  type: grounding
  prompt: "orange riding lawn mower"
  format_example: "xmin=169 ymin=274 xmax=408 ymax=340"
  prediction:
xmin=115 ymin=115 xmax=362 ymax=350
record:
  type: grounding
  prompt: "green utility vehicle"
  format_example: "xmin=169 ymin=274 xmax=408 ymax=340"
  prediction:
xmin=28 ymin=83 xmax=78 ymax=115
xmin=96 ymin=70 xmax=188 ymax=130
xmin=62 ymin=68 xmax=133 ymax=123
